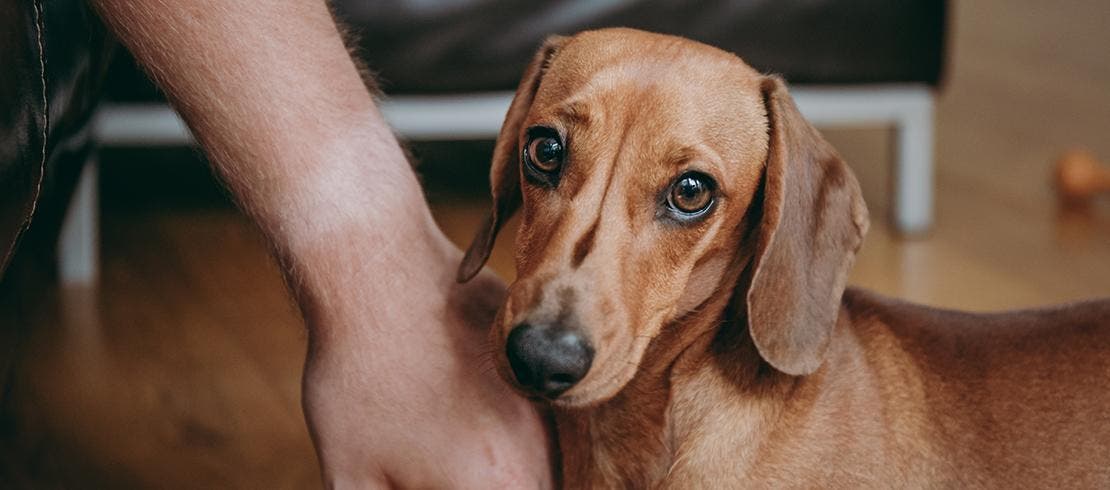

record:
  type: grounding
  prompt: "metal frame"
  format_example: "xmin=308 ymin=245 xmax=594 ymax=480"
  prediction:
xmin=61 ymin=84 xmax=934 ymax=284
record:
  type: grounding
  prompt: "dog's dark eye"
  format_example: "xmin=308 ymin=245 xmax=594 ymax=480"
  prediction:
xmin=667 ymin=173 xmax=715 ymax=217
xmin=528 ymin=136 xmax=563 ymax=172
xmin=523 ymin=127 xmax=565 ymax=186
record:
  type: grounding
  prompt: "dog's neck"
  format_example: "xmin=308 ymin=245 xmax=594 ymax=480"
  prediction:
xmin=551 ymin=271 xmax=790 ymax=488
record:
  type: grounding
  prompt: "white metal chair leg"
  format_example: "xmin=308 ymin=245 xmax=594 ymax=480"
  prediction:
xmin=893 ymin=94 xmax=935 ymax=234
xmin=91 ymin=84 xmax=937 ymax=241
xmin=58 ymin=155 xmax=99 ymax=284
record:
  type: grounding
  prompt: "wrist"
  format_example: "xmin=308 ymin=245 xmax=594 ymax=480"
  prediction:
xmin=244 ymin=115 xmax=460 ymax=328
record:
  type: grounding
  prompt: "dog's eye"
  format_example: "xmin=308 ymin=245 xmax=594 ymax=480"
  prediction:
xmin=667 ymin=173 xmax=715 ymax=217
xmin=522 ymin=127 xmax=565 ymax=186
xmin=526 ymin=135 xmax=564 ymax=173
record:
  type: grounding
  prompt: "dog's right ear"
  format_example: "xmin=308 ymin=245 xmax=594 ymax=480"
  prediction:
xmin=743 ymin=76 xmax=870 ymax=376
xmin=457 ymin=36 xmax=567 ymax=283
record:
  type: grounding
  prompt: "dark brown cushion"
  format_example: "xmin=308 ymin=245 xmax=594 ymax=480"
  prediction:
xmin=105 ymin=0 xmax=947 ymax=101
xmin=339 ymin=0 xmax=948 ymax=94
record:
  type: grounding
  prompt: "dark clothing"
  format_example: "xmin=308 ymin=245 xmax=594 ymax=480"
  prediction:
xmin=0 ymin=0 xmax=112 ymax=277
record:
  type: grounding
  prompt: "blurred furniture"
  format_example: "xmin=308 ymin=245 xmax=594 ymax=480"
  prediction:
xmin=66 ymin=0 xmax=947 ymax=284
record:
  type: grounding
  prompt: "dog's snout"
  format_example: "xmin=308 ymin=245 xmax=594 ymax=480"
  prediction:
xmin=506 ymin=323 xmax=594 ymax=398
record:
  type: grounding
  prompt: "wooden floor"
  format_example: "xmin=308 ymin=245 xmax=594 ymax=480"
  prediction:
xmin=3 ymin=0 xmax=1110 ymax=487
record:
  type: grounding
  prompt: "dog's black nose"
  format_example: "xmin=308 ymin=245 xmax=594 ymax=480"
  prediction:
xmin=506 ymin=323 xmax=593 ymax=398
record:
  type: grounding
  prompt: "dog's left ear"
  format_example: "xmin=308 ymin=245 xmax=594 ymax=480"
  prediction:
xmin=457 ymin=35 xmax=567 ymax=283
xmin=745 ymin=76 xmax=870 ymax=376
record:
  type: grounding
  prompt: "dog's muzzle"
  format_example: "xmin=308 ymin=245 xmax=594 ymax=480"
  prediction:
xmin=506 ymin=323 xmax=594 ymax=399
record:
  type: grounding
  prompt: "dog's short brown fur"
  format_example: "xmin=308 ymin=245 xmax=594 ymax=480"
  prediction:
xmin=458 ymin=28 xmax=1110 ymax=488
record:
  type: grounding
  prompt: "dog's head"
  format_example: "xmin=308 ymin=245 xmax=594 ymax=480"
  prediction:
xmin=458 ymin=29 xmax=868 ymax=407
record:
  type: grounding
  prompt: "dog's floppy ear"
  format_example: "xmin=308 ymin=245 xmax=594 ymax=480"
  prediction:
xmin=745 ymin=76 xmax=870 ymax=375
xmin=457 ymin=36 xmax=567 ymax=283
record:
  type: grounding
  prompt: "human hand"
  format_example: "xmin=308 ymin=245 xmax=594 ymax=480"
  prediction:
xmin=89 ymin=0 xmax=552 ymax=485
xmin=296 ymin=229 xmax=553 ymax=489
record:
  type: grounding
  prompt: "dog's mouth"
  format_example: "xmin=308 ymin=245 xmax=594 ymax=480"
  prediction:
xmin=497 ymin=328 xmax=652 ymax=409
xmin=499 ymin=320 xmax=595 ymax=400
xmin=494 ymin=280 xmax=663 ymax=407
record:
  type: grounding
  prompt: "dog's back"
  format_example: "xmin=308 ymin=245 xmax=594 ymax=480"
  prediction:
xmin=665 ymin=290 xmax=1110 ymax=487
xmin=838 ymin=288 xmax=1110 ymax=486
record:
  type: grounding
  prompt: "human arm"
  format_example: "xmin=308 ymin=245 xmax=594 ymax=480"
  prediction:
xmin=87 ymin=1 xmax=552 ymax=487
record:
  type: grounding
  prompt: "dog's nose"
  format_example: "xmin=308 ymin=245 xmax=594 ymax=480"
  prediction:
xmin=506 ymin=323 xmax=594 ymax=398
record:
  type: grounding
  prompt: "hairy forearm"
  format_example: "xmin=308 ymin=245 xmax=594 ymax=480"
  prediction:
xmin=90 ymin=0 xmax=453 ymax=321
xmin=89 ymin=4 xmax=553 ymax=487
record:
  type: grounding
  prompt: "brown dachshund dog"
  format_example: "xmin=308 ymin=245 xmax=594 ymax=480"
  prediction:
xmin=457 ymin=28 xmax=1110 ymax=488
